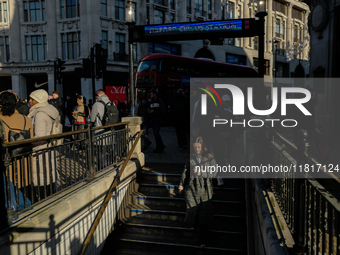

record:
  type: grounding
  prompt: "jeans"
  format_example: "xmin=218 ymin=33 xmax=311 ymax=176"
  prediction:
xmin=152 ymin=119 xmax=164 ymax=149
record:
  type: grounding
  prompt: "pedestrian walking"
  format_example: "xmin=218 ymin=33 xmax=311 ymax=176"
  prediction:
xmin=90 ymin=89 xmax=111 ymax=130
xmin=71 ymin=95 xmax=90 ymax=145
xmin=28 ymin=89 xmax=60 ymax=200
xmin=178 ymin=136 xmax=217 ymax=247
xmin=65 ymin=94 xmax=76 ymax=133
xmin=148 ymin=91 xmax=165 ymax=153
xmin=0 ymin=92 xmax=33 ymax=213
xmin=171 ymin=88 xmax=189 ymax=150
xmin=49 ymin=91 xmax=65 ymax=124
xmin=136 ymin=97 xmax=151 ymax=150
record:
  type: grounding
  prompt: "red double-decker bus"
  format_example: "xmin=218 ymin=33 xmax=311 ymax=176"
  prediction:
xmin=135 ymin=53 xmax=258 ymax=101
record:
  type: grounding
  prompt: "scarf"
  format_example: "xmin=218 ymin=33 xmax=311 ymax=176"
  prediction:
xmin=28 ymin=102 xmax=49 ymax=119
xmin=73 ymin=105 xmax=85 ymax=124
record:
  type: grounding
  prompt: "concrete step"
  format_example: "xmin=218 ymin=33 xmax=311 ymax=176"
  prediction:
xmin=126 ymin=204 xmax=245 ymax=222
xmin=126 ymin=216 xmax=246 ymax=233
xmin=102 ymin=166 xmax=249 ymax=255
xmin=113 ymin=241 xmax=245 ymax=255
xmin=132 ymin=192 xmax=245 ymax=213
xmin=123 ymin=222 xmax=244 ymax=240
xmin=141 ymin=163 xmax=184 ymax=175
xmin=213 ymin=186 xmax=245 ymax=201
xmin=138 ymin=172 xmax=246 ymax=188
xmin=137 ymin=171 xmax=182 ymax=183
xmin=115 ymin=232 xmax=246 ymax=253
xmin=137 ymin=182 xmax=245 ymax=201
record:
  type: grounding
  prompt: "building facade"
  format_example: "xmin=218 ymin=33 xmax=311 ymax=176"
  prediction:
xmin=0 ymin=0 xmax=309 ymax=102
xmin=303 ymin=0 xmax=340 ymax=135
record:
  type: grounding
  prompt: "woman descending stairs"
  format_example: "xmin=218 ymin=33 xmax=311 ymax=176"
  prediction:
xmin=102 ymin=163 xmax=248 ymax=255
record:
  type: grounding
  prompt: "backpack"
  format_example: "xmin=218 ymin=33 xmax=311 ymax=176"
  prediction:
xmin=2 ymin=116 xmax=32 ymax=157
xmin=98 ymin=101 xmax=119 ymax=126
xmin=50 ymin=116 xmax=63 ymax=146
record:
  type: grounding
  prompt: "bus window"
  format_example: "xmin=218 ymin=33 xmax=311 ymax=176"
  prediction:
xmin=177 ymin=64 xmax=189 ymax=73
xmin=160 ymin=58 xmax=175 ymax=72
xmin=137 ymin=59 xmax=159 ymax=72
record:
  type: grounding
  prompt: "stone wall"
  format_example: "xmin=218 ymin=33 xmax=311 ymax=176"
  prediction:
xmin=0 ymin=160 xmax=140 ymax=255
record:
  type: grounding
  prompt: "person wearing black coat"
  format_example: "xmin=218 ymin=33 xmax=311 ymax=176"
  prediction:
xmin=2 ymin=90 xmax=29 ymax=116
xmin=16 ymin=100 xmax=29 ymax=116
xmin=49 ymin=91 xmax=65 ymax=124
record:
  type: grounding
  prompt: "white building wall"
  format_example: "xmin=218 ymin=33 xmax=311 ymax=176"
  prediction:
xmin=28 ymin=181 xmax=130 ymax=255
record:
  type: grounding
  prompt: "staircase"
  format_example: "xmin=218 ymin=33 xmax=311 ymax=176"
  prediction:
xmin=102 ymin=163 xmax=248 ymax=255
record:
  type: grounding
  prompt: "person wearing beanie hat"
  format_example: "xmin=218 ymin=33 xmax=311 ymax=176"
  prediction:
xmin=28 ymin=89 xmax=60 ymax=200
xmin=29 ymin=89 xmax=49 ymax=103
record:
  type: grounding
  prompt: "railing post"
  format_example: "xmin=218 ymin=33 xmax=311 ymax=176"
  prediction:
xmin=86 ymin=120 xmax=94 ymax=180
xmin=0 ymin=149 xmax=9 ymax=230
xmin=293 ymin=129 xmax=309 ymax=254
xmin=121 ymin=116 xmax=144 ymax=166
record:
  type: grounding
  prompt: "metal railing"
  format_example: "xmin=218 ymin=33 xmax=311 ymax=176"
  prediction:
xmin=259 ymin=126 xmax=340 ymax=254
xmin=79 ymin=129 xmax=143 ymax=255
xmin=1 ymin=121 xmax=130 ymax=222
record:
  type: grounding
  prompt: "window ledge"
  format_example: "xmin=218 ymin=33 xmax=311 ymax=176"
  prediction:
xmin=100 ymin=16 xmax=111 ymax=21
xmin=293 ymin=18 xmax=304 ymax=25
xmin=273 ymin=11 xmax=287 ymax=19
xmin=58 ymin=17 xmax=80 ymax=23
xmin=22 ymin=21 xmax=47 ymax=25
xmin=154 ymin=4 xmax=168 ymax=11
xmin=194 ymin=15 xmax=205 ymax=21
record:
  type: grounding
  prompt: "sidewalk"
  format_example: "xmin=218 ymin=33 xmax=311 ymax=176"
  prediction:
xmin=142 ymin=125 xmax=247 ymax=166
xmin=142 ymin=126 xmax=190 ymax=164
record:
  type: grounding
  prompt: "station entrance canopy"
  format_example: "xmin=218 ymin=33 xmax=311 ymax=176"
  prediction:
xmin=131 ymin=19 xmax=262 ymax=43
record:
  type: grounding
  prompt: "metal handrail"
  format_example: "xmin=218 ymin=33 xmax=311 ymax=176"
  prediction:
xmin=91 ymin=121 xmax=129 ymax=131
xmin=267 ymin=125 xmax=340 ymax=180
xmin=78 ymin=129 xmax=143 ymax=255
xmin=262 ymin=125 xmax=340 ymax=253
xmin=1 ymin=121 xmax=131 ymax=221
xmin=1 ymin=122 xmax=130 ymax=147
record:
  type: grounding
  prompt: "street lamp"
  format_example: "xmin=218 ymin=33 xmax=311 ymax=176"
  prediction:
xmin=126 ymin=1 xmax=135 ymax=116
xmin=255 ymin=0 xmax=267 ymax=78
xmin=256 ymin=0 xmax=267 ymax=15
xmin=273 ymin=39 xmax=279 ymax=80
xmin=254 ymin=0 xmax=268 ymax=108
xmin=126 ymin=1 xmax=134 ymax=23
